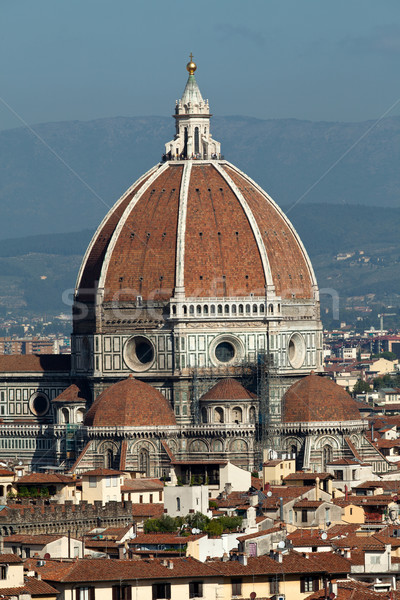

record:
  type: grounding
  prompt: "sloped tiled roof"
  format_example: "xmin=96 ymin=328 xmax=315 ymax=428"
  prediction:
xmin=0 ymin=354 xmax=70 ymax=372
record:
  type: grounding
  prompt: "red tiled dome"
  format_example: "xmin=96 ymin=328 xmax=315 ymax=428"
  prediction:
xmin=282 ymin=373 xmax=362 ymax=423
xmin=84 ymin=376 xmax=176 ymax=427
xmin=201 ymin=378 xmax=255 ymax=401
xmin=76 ymin=161 xmax=317 ymax=304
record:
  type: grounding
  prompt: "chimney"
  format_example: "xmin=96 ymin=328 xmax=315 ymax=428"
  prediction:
xmin=222 ymin=553 xmax=229 ymax=562
xmin=345 ymin=549 xmax=351 ymax=559
xmin=315 ymin=477 xmax=320 ymax=501
xmin=168 ymin=560 xmax=174 ymax=570
xmin=37 ymin=574 xmax=42 ymax=581
xmin=238 ymin=553 xmax=248 ymax=566
xmin=224 ymin=483 xmax=232 ymax=496
xmin=277 ymin=551 xmax=283 ymax=563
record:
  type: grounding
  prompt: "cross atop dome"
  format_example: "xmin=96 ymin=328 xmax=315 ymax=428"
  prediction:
xmin=164 ymin=55 xmax=221 ymax=161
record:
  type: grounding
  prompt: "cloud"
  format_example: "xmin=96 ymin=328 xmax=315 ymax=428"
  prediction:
xmin=214 ymin=23 xmax=266 ymax=46
xmin=343 ymin=24 xmax=400 ymax=55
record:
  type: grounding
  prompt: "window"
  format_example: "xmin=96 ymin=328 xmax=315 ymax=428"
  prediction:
xmin=334 ymin=470 xmax=343 ymax=481
xmin=112 ymin=585 xmax=131 ymax=600
xmin=231 ymin=579 xmax=242 ymax=596
xmin=113 ymin=477 xmax=117 ymax=487
xmin=189 ymin=581 xmax=203 ymax=598
xmin=106 ymin=477 xmax=111 ymax=487
xmin=150 ymin=494 xmax=153 ymax=504
xmin=89 ymin=477 xmax=97 ymax=488
xmin=269 ymin=576 xmax=280 ymax=595
xmin=152 ymin=583 xmax=171 ymax=599
xmin=0 ymin=565 xmax=7 ymax=579
xmin=75 ymin=587 xmax=95 ymax=600
xmin=176 ymin=497 xmax=181 ymax=511
xmin=300 ymin=577 xmax=318 ymax=593
xmin=302 ymin=509 xmax=308 ymax=523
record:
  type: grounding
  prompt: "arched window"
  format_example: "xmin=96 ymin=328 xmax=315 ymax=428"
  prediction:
xmin=201 ymin=407 xmax=207 ymax=424
xmin=217 ymin=304 xmax=223 ymax=315
xmin=214 ymin=407 xmax=224 ymax=423
xmin=269 ymin=304 xmax=274 ymax=314
xmin=249 ymin=406 xmax=256 ymax=424
xmin=194 ymin=127 xmax=200 ymax=154
xmin=176 ymin=497 xmax=181 ymax=511
xmin=61 ymin=407 xmax=69 ymax=424
xmin=204 ymin=305 xmax=209 ymax=315
xmin=252 ymin=304 xmax=257 ymax=314
xmin=105 ymin=449 xmax=114 ymax=469
xmin=322 ymin=445 xmax=333 ymax=469
xmin=245 ymin=304 xmax=251 ymax=314
xmin=232 ymin=407 xmax=242 ymax=423
xmin=260 ymin=304 xmax=265 ymax=314
xmin=224 ymin=304 xmax=229 ymax=315
xmin=183 ymin=305 xmax=187 ymax=315
xmin=172 ymin=305 xmax=177 ymax=315
xmin=210 ymin=305 xmax=216 ymax=315
xmin=76 ymin=408 xmax=85 ymax=424
xmin=239 ymin=304 xmax=244 ymax=315
xmin=139 ymin=448 xmax=150 ymax=476
xmin=196 ymin=305 xmax=202 ymax=315
xmin=189 ymin=305 xmax=194 ymax=315
xmin=232 ymin=304 xmax=237 ymax=315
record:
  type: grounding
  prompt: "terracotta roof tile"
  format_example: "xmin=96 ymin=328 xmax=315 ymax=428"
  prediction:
xmin=201 ymin=378 xmax=255 ymax=401
xmin=84 ymin=376 xmax=176 ymax=427
xmin=0 ymin=354 xmax=70 ymax=373
xmin=283 ymin=373 xmax=361 ymax=423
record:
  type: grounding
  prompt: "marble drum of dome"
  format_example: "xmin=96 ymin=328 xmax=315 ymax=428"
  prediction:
xmin=72 ymin=58 xmax=323 ymax=385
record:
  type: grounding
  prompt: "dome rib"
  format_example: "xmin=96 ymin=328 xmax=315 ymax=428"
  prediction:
xmin=214 ymin=162 xmax=274 ymax=293
xmin=222 ymin=163 xmax=317 ymax=299
xmin=174 ymin=161 xmax=192 ymax=298
xmin=75 ymin=165 xmax=158 ymax=302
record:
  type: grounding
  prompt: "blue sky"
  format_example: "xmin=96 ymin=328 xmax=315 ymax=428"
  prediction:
xmin=0 ymin=0 xmax=399 ymax=130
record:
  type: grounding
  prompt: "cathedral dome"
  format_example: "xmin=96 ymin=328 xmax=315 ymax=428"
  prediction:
xmin=76 ymin=161 xmax=317 ymax=305
xmin=84 ymin=376 xmax=176 ymax=427
xmin=75 ymin=62 xmax=317 ymax=308
xmin=282 ymin=373 xmax=362 ymax=423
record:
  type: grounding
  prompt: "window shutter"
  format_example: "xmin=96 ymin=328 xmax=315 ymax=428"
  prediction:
xmin=166 ymin=583 xmax=171 ymax=599
xmin=300 ymin=578 xmax=305 ymax=593
xmin=313 ymin=578 xmax=319 ymax=592
xmin=126 ymin=586 xmax=132 ymax=600
xmin=76 ymin=589 xmax=80 ymax=600
xmin=198 ymin=582 xmax=203 ymax=597
xmin=89 ymin=586 xmax=95 ymax=600
xmin=112 ymin=586 xmax=118 ymax=600
xmin=152 ymin=585 xmax=156 ymax=600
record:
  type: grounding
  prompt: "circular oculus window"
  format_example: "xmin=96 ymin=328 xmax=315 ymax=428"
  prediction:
xmin=124 ymin=335 xmax=155 ymax=372
xmin=287 ymin=332 xmax=306 ymax=369
xmin=210 ymin=335 xmax=243 ymax=366
xmin=29 ymin=392 xmax=50 ymax=417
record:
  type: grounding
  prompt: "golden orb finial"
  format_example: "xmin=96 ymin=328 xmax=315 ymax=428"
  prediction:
xmin=186 ymin=52 xmax=197 ymax=75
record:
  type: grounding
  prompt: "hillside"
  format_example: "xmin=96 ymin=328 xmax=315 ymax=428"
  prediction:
xmin=0 ymin=115 xmax=399 ymax=240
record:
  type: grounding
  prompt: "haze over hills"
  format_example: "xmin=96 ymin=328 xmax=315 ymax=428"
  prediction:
xmin=0 ymin=115 xmax=399 ymax=240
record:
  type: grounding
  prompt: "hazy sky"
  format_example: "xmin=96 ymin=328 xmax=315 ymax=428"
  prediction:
xmin=1 ymin=0 xmax=399 ymax=130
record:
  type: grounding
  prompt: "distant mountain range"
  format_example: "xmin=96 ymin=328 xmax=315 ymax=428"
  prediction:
xmin=0 ymin=115 xmax=399 ymax=240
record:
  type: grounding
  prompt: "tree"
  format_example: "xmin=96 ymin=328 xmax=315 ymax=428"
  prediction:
xmin=352 ymin=379 xmax=370 ymax=395
xmin=185 ymin=512 xmax=210 ymax=531
xmin=372 ymin=351 xmax=397 ymax=361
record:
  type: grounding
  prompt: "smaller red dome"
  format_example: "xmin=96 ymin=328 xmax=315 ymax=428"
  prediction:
xmin=84 ymin=376 xmax=176 ymax=427
xmin=201 ymin=378 xmax=255 ymax=401
xmin=282 ymin=373 xmax=361 ymax=423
